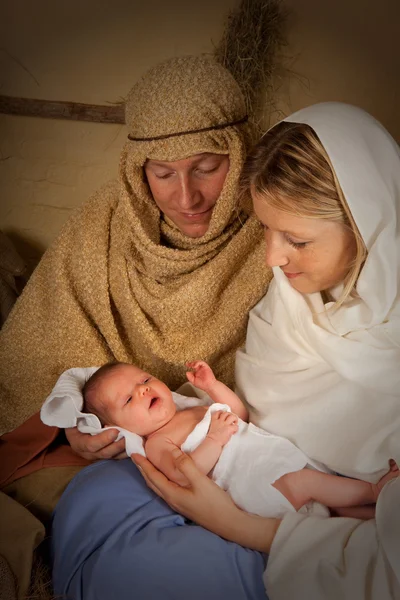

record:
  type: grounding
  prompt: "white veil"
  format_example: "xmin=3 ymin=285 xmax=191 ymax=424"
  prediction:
xmin=236 ymin=103 xmax=400 ymax=482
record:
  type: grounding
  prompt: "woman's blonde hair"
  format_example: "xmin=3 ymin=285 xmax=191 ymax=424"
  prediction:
xmin=241 ymin=121 xmax=367 ymax=306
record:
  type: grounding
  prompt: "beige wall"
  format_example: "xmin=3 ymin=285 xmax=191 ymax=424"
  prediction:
xmin=0 ymin=0 xmax=238 ymax=267
xmin=0 ymin=0 xmax=399 ymax=267
xmin=276 ymin=0 xmax=400 ymax=138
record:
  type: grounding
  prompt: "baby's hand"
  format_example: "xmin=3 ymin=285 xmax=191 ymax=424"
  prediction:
xmin=207 ymin=410 xmax=238 ymax=447
xmin=186 ymin=360 xmax=217 ymax=393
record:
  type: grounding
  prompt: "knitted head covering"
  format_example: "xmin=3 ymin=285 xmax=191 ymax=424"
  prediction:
xmin=118 ymin=55 xmax=252 ymax=250
xmin=0 ymin=55 xmax=270 ymax=438
xmin=125 ymin=55 xmax=250 ymax=154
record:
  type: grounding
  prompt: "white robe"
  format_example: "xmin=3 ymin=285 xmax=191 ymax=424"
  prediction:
xmin=265 ymin=479 xmax=400 ymax=599
xmin=236 ymin=102 xmax=400 ymax=599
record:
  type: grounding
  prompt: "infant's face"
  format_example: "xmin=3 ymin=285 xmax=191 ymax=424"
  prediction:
xmin=97 ymin=364 xmax=176 ymax=436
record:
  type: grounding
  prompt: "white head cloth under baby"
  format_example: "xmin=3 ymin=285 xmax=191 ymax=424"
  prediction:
xmin=40 ymin=367 xmax=210 ymax=457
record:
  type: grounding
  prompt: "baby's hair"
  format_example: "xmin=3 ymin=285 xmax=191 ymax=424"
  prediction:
xmin=241 ymin=121 xmax=367 ymax=307
xmin=82 ymin=361 xmax=126 ymax=425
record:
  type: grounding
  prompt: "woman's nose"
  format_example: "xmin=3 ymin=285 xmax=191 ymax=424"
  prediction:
xmin=264 ymin=236 xmax=289 ymax=268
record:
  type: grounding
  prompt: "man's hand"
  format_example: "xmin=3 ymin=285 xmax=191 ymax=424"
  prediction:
xmin=65 ymin=426 xmax=127 ymax=461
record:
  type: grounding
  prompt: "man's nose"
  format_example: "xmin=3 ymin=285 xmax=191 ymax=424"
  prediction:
xmin=177 ymin=175 xmax=198 ymax=209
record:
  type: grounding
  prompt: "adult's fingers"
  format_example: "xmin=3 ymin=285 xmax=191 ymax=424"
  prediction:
xmin=82 ymin=429 xmax=120 ymax=454
xmin=66 ymin=426 xmax=118 ymax=452
xmin=170 ymin=447 xmax=206 ymax=488
xmin=133 ymin=450 xmax=243 ymax=537
xmin=114 ymin=449 xmax=128 ymax=460
xmin=92 ymin=437 xmax=127 ymax=459
xmin=139 ymin=471 xmax=166 ymax=498
xmin=65 ymin=426 xmax=126 ymax=460
xmin=133 ymin=450 xmax=207 ymax=494
xmin=132 ymin=454 xmax=172 ymax=498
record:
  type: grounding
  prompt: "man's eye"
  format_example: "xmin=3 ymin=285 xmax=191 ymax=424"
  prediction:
xmin=196 ymin=166 xmax=218 ymax=175
xmin=155 ymin=172 xmax=172 ymax=179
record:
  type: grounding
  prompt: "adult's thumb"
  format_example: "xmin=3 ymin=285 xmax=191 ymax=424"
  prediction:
xmin=171 ymin=447 xmax=199 ymax=481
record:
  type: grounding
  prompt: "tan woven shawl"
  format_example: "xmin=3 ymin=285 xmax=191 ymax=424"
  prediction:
xmin=0 ymin=56 xmax=271 ymax=439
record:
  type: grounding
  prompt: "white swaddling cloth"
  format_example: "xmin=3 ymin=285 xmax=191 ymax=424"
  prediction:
xmin=182 ymin=403 xmax=330 ymax=519
xmin=40 ymin=367 xmax=211 ymax=457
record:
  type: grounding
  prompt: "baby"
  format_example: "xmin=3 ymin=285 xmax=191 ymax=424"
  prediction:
xmin=83 ymin=361 xmax=398 ymax=519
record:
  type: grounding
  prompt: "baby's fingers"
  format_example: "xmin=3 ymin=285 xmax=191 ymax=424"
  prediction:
xmin=210 ymin=410 xmax=223 ymax=420
xmin=186 ymin=370 xmax=195 ymax=384
xmin=222 ymin=413 xmax=238 ymax=425
xmin=186 ymin=360 xmax=201 ymax=370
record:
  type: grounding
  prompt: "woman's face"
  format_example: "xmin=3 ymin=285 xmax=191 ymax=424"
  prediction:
xmin=144 ymin=153 xmax=230 ymax=238
xmin=253 ymin=193 xmax=357 ymax=294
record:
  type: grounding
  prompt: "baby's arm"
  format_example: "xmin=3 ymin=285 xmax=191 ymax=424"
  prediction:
xmin=145 ymin=411 xmax=238 ymax=483
xmin=189 ymin=410 xmax=239 ymax=475
xmin=273 ymin=463 xmax=399 ymax=512
xmin=186 ymin=361 xmax=249 ymax=421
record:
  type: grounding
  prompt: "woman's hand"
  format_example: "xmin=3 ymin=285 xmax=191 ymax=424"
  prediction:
xmin=65 ymin=426 xmax=127 ymax=461
xmin=132 ymin=448 xmax=280 ymax=553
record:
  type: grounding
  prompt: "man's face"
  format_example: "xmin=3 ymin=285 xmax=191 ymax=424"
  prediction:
xmin=144 ymin=153 xmax=230 ymax=238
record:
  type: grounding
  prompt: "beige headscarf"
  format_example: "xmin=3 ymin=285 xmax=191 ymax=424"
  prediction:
xmin=0 ymin=55 xmax=271 ymax=436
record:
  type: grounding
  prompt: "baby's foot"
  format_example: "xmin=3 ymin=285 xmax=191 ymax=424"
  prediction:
xmin=375 ymin=460 xmax=399 ymax=498
xmin=331 ymin=505 xmax=376 ymax=520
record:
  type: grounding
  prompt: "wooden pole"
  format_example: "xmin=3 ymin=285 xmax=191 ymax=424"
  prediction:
xmin=0 ymin=95 xmax=125 ymax=124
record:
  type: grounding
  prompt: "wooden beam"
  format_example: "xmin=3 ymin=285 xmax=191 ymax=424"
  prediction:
xmin=0 ymin=95 xmax=125 ymax=124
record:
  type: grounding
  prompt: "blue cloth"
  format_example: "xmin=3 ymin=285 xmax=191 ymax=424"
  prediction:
xmin=52 ymin=458 xmax=268 ymax=600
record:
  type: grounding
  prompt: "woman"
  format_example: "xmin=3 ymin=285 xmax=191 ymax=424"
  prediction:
xmin=0 ymin=56 xmax=271 ymax=598
xmin=134 ymin=102 xmax=400 ymax=599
